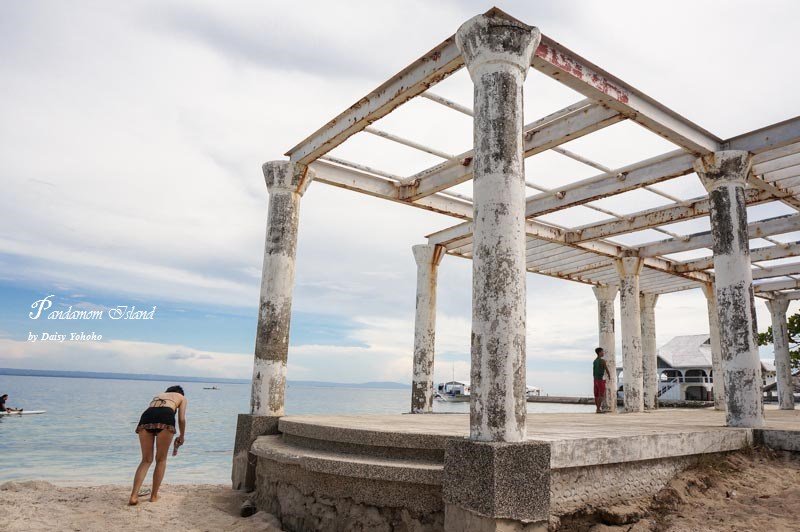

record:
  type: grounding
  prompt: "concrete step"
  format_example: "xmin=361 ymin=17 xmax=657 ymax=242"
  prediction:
xmin=278 ymin=415 xmax=457 ymax=461
xmin=251 ymin=434 xmax=443 ymax=485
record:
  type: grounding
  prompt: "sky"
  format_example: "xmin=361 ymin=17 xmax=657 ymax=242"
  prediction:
xmin=2 ymin=1 xmax=799 ymax=395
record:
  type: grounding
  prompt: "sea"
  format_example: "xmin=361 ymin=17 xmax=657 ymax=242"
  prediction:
xmin=0 ymin=375 xmax=594 ymax=485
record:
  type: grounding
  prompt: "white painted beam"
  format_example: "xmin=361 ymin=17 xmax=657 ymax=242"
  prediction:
xmin=286 ymin=37 xmax=464 ymax=165
xmin=755 ymin=278 xmax=800 ymax=293
xmin=677 ymin=240 xmax=800 ymax=272
xmin=309 ymin=160 xmax=472 ymax=219
xmin=401 ymin=102 xmax=622 ymax=201
xmin=726 ymin=115 xmax=800 ymax=155
xmin=636 ymin=213 xmax=800 ymax=257
xmin=525 ymin=150 xmax=696 ymax=217
xmin=569 ymin=189 xmax=773 ymax=243
xmin=532 ymin=35 xmax=722 ymax=154
xmin=752 ymin=262 xmax=800 ymax=280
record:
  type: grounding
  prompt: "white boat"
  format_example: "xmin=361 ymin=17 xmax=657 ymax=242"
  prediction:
xmin=0 ymin=410 xmax=46 ymax=416
xmin=434 ymin=381 xmax=470 ymax=402
xmin=526 ymin=385 xmax=541 ymax=398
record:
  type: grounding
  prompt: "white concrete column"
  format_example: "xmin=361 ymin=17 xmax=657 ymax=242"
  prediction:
xmin=765 ymin=297 xmax=795 ymax=410
xmin=592 ymin=285 xmax=618 ymax=413
xmin=696 ymin=151 xmax=764 ymax=428
xmin=456 ymin=13 xmax=540 ymax=442
xmin=701 ymin=283 xmax=726 ymax=410
xmin=640 ymin=292 xmax=659 ymax=410
xmin=250 ymin=161 xmax=313 ymax=416
xmin=410 ymin=244 xmax=444 ymax=413
xmin=616 ymin=257 xmax=644 ymax=413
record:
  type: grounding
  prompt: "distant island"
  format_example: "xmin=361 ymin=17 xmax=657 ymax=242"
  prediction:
xmin=0 ymin=368 xmax=409 ymax=389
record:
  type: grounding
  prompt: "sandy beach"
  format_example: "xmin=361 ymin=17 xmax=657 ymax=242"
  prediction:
xmin=0 ymin=482 xmax=282 ymax=532
xmin=3 ymin=448 xmax=798 ymax=532
xmin=559 ymin=448 xmax=800 ymax=531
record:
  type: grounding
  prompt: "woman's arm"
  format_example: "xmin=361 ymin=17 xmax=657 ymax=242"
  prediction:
xmin=177 ymin=398 xmax=187 ymax=442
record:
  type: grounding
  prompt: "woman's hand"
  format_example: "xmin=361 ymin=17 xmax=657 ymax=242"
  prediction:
xmin=176 ymin=435 xmax=185 ymax=446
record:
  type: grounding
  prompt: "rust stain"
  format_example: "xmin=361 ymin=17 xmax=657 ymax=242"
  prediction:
xmin=535 ymin=43 xmax=630 ymax=104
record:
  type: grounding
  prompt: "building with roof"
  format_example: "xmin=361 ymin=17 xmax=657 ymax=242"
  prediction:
xmin=618 ymin=334 xmax=777 ymax=401
xmin=764 ymin=369 xmax=800 ymax=402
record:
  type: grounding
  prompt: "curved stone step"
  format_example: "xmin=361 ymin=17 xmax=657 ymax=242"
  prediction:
xmin=278 ymin=414 xmax=461 ymax=451
xmin=251 ymin=434 xmax=443 ymax=486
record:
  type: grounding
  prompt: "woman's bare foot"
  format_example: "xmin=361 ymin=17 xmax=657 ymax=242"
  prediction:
xmin=149 ymin=494 xmax=159 ymax=503
xmin=128 ymin=496 xmax=138 ymax=506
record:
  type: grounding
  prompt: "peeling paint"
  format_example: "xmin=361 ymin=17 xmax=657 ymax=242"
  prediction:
xmin=701 ymin=284 xmax=726 ymax=411
xmin=534 ymin=42 xmax=630 ymax=104
xmin=250 ymin=161 xmax=313 ymax=416
xmin=696 ymin=151 xmax=764 ymax=428
xmin=456 ymin=12 xmax=539 ymax=442
xmin=593 ymin=285 xmax=618 ymax=413
xmin=765 ymin=297 xmax=796 ymax=410
xmin=640 ymin=293 xmax=659 ymax=410
xmin=616 ymin=257 xmax=644 ymax=413
xmin=410 ymin=244 xmax=444 ymax=413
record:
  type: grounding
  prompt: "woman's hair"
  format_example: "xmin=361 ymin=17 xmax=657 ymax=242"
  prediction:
xmin=0 ymin=394 xmax=7 ymax=399
xmin=165 ymin=385 xmax=184 ymax=395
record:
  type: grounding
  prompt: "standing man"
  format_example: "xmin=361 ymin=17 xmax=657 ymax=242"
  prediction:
xmin=593 ymin=348 xmax=612 ymax=413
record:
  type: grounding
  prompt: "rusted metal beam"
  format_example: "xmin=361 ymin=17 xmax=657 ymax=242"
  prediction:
xmin=526 ymin=150 xmax=695 ymax=217
xmin=725 ymin=115 xmax=800 ymax=155
xmin=752 ymin=262 xmax=800 ymax=280
xmin=286 ymin=37 xmax=464 ymax=165
xmin=569 ymin=188 xmax=774 ymax=243
xmin=309 ymin=160 xmax=472 ymax=219
xmin=676 ymin=241 xmax=800 ymax=272
xmin=401 ymin=102 xmax=622 ymax=200
xmin=532 ymin=35 xmax=722 ymax=154
xmin=754 ymin=278 xmax=800 ymax=293
xmin=746 ymin=174 xmax=800 ymax=211
xmin=636 ymin=213 xmax=800 ymax=258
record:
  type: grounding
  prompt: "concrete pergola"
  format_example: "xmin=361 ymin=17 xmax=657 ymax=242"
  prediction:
xmin=235 ymin=8 xmax=800 ymax=528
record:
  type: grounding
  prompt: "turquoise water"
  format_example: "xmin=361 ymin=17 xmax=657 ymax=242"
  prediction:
xmin=0 ymin=375 xmax=593 ymax=485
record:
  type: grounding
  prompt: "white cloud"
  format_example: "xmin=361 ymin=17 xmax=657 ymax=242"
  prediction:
xmin=1 ymin=1 xmax=798 ymax=392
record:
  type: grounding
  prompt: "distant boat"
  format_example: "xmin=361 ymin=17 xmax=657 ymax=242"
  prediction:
xmin=203 ymin=386 xmax=219 ymax=390
xmin=0 ymin=410 xmax=46 ymax=416
xmin=526 ymin=385 xmax=542 ymax=398
xmin=434 ymin=381 xmax=470 ymax=402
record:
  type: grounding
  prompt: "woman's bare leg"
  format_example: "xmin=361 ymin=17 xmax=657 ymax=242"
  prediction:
xmin=150 ymin=430 xmax=173 ymax=502
xmin=129 ymin=431 xmax=155 ymax=505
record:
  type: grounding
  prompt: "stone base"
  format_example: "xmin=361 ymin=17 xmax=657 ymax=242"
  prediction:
xmin=232 ymin=413 xmax=280 ymax=491
xmin=254 ymin=459 xmax=443 ymax=532
xmin=443 ymin=439 xmax=550 ymax=526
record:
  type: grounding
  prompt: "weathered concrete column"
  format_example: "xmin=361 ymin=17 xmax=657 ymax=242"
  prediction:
xmin=640 ymin=292 xmax=659 ymax=410
xmin=592 ymin=285 xmax=618 ymax=414
xmin=765 ymin=297 xmax=795 ymax=410
xmin=616 ymin=257 xmax=644 ymax=413
xmin=701 ymin=283 xmax=726 ymax=410
xmin=696 ymin=151 xmax=764 ymax=428
xmin=458 ymin=11 xmax=539 ymax=443
xmin=410 ymin=244 xmax=444 ymax=413
xmin=444 ymin=12 xmax=549 ymax=532
xmin=233 ymin=160 xmax=313 ymax=490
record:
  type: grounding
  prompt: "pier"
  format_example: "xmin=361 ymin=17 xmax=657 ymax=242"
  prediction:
xmin=233 ymin=6 xmax=800 ymax=531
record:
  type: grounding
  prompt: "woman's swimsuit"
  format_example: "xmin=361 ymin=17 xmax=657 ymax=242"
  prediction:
xmin=135 ymin=396 xmax=177 ymax=434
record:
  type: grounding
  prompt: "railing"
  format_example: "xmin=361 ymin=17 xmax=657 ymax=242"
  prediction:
xmin=661 ymin=375 xmax=713 ymax=384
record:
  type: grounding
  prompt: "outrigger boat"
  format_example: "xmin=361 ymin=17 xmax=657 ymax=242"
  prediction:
xmin=434 ymin=380 xmax=470 ymax=402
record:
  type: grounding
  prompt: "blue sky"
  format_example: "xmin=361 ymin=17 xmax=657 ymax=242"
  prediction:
xmin=2 ymin=1 xmax=799 ymax=395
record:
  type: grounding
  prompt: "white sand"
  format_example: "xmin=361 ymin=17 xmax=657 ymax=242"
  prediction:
xmin=0 ymin=482 xmax=283 ymax=532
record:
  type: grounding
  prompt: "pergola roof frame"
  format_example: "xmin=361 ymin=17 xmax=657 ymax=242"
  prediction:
xmin=286 ymin=7 xmax=800 ymax=298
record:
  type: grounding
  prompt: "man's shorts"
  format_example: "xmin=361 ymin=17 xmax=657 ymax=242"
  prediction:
xmin=593 ymin=379 xmax=606 ymax=398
